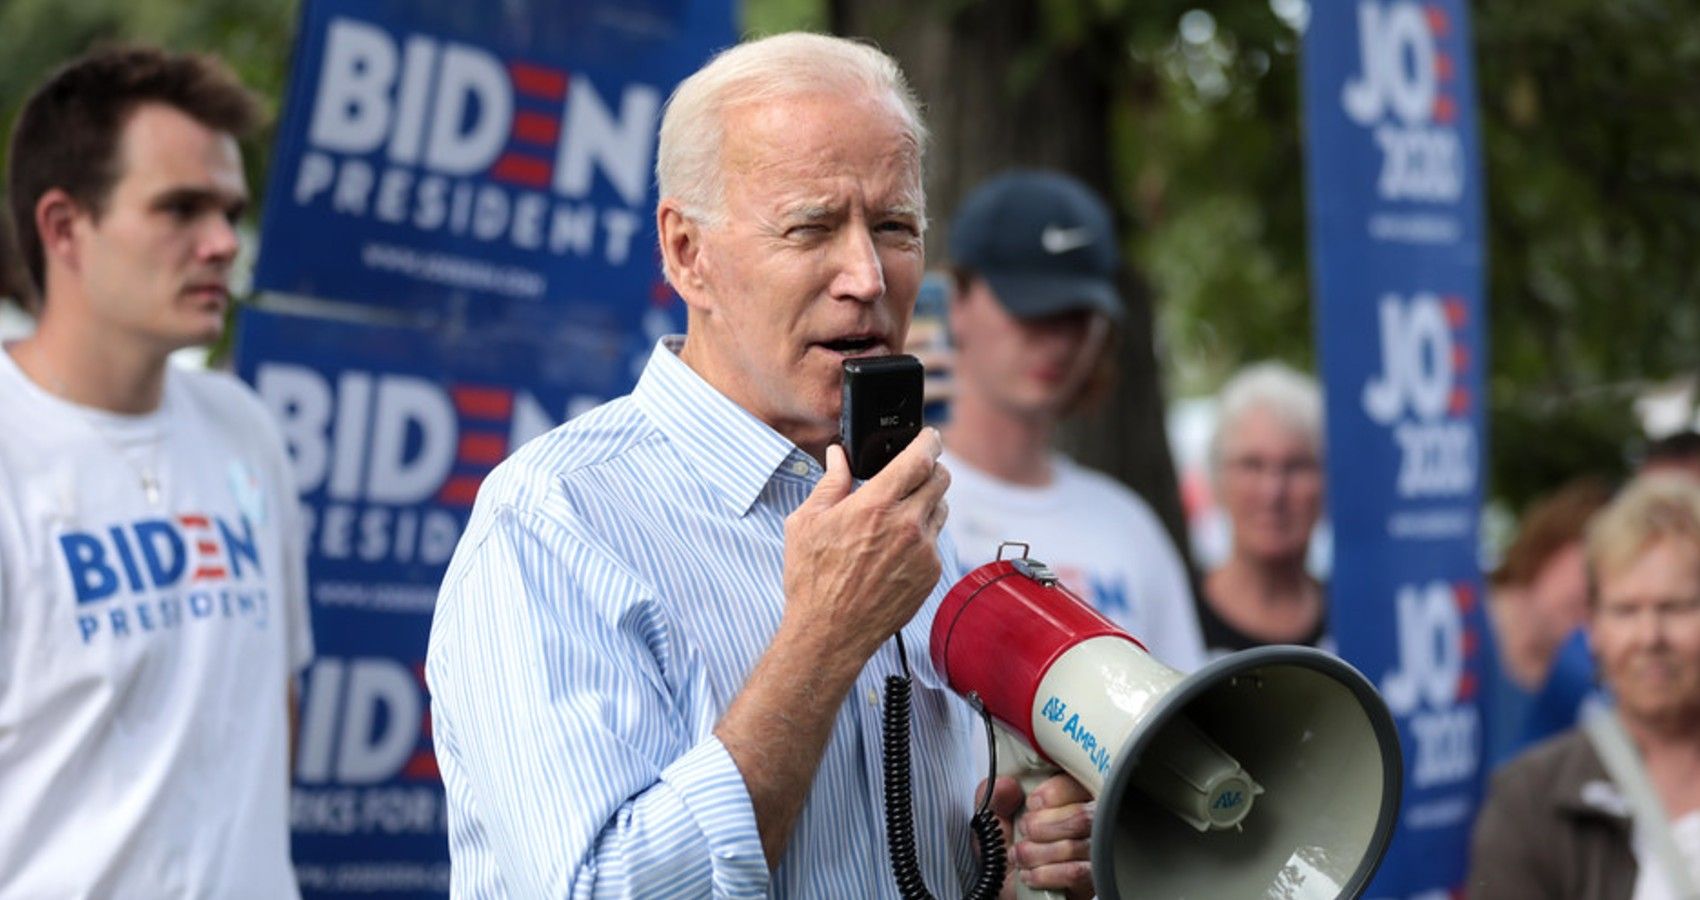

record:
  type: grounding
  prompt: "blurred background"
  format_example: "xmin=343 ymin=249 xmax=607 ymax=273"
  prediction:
xmin=6 ymin=0 xmax=1695 ymax=566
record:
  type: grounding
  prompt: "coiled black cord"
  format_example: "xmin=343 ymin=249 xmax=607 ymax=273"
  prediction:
xmin=883 ymin=633 xmax=1008 ymax=900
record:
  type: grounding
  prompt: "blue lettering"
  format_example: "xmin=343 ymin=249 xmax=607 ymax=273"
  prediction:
xmin=136 ymin=603 xmax=155 ymax=631
xmin=108 ymin=525 xmax=146 ymax=592
xmin=60 ymin=533 xmax=118 ymax=603
xmin=237 ymin=591 xmax=256 ymax=614
xmin=188 ymin=591 xmax=214 ymax=618
xmin=136 ymin=519 xmax=187 ymax=587
xmin=1090 ymin=576 xmax=1130 ymax=617
xmin=218 ymin=516 xmax=261 ymax=579
xmin=109 ymin=607 xmax=130 ymax=637
xmin=220 ymin=590 xmax=233 ymax=617
xmin=1050 ymin=706 xmax=1116 ymax=775
xmin=1214 ymin=791 xmax=1243 ymax=810
xmin=159 ymin=595 xmax=183 ymax=628
xmin=77 ymin=615 xmax=99 ymax=643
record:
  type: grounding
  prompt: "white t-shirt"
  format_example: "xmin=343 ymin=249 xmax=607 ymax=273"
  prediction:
xmin=0 ymin=349 xmax=312 ymax=898
xmin=943 ymin=452 xmax=1207 ymax=673
xmin=1632 ymin=809 xmax=1700 ymax=900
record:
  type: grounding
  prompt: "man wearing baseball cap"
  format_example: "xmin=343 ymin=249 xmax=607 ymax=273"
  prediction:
xmin=940 ymin=169 xmax=1206 ymax=672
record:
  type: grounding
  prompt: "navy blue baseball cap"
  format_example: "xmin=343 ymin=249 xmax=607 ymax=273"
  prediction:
xmin=947 ymin=169 xmax=1125 ymax=322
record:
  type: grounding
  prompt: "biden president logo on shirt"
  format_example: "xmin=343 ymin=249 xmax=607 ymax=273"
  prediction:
xmin=58 ymin=512 xmax=273 ymax=643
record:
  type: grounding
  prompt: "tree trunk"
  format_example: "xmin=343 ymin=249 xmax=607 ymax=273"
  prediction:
xmin=832 ymin=0 xmax=1195 ymax=570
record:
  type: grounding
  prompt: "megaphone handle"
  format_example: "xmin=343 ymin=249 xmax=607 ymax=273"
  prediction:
xmin=992 ymin=725 xmax=1069 ymax=900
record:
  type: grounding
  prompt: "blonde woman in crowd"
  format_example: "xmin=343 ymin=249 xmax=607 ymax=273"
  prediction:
xmin=1471 ymin=475 xmax=1700 ymax=899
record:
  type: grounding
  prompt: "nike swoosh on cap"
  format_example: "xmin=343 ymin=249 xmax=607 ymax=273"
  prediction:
xmin=1041 ymin=225 xmax=1094 ymax=254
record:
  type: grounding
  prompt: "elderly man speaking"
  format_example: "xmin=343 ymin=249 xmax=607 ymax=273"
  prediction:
xmin=427 ymin=33 xmax=1095 ymax=898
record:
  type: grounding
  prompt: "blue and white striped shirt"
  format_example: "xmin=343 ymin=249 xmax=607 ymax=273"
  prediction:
xmin=427 ymin=337 xmax=984 ymax=898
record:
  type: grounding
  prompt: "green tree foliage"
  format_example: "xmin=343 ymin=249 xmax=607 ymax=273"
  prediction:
xmin=825 ymin=0 xmax=1694 ymax=510
xmin=0 ymin=0 xmax=298 ymax=232
xmin=1125 ymin=0 xmax=1698 ymax=507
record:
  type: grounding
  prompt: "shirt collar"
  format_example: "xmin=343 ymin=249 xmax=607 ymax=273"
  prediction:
xmin=633 ymin=336 xmax=810 ymax=517
xmin=1553 ymin=733 xmax=1633 ymax=825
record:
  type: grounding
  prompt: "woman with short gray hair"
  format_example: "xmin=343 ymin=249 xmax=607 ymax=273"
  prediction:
xmin=1197 ymin=361 xmax=1328 ymax=657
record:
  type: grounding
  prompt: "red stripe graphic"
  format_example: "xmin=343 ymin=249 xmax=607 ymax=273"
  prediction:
xmin=194 ymin=567 xmax=228 ymax=581
xmin=404 ymin=749 xmax=441 ymax=780
xmin=1456 ymin=669 xmax=1478 ymax=701
xmin=178 ymin=514 xmax=210 ymax=528
xmin=459 ymin=433 xmax=508 ymax=465
xmin=1424 ymin=5 xmax=1450 ymax=38
xmin=1443 ymin=296 xmax=1468 ymax=328
xmin=1432 ymin=94 xmax=1457 ymax=124
xmin=437 ymin=475 xmax=485 ymax=507
xmin=513 ymin=111 xmax=560 ymax=145
xmin=509 ymin=62 xmax=568 ymax=101
xmin=491 ymin=153 xmax=551 ymax=188
xmin=196 ymin=541 xmax=219 ymax=555
xmin=453 ymin=386 xmax=513 ymax=420
xmin=1449 ymin=387 xmax=1471 ymax=416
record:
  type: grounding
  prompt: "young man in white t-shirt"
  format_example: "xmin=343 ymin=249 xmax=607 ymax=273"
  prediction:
xmin=938 ymin=170 xmax=1206 ymax=673
xmin=0 ymin=47 xmax=312 ymax=896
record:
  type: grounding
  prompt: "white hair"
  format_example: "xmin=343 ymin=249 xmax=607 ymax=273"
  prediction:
xmin=654 ymin=32 xmax=928 ymax=226
xmin=1209 ymin=361 xmax=1325 ymax=474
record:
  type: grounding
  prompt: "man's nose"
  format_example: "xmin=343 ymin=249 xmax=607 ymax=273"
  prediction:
xmin=831 ymin=227 xmax=885 ymax=302
xmin=1632 ymin=608 xmax=1666 ymax=649
xmin=199 ymin=214 xmax=240 ymax=265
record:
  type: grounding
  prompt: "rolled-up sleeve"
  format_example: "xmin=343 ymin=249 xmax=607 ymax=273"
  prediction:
xmin=427 ymin=505 xmax=768 ymax=898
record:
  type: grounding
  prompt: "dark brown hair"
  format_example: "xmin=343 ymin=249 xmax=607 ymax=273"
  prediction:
xmin=6 ymin=45 xmax=260 ymax=306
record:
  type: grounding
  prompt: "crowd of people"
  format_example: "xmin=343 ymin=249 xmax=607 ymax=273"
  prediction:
xmin=3 ymin=29 xmax=1700 ymax=900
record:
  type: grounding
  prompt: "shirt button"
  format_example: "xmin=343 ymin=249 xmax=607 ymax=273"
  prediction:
xmin=866 ymin=688 xmax=879 ymax=706
xmin=789 ymin=460 xmax=810 ymax=476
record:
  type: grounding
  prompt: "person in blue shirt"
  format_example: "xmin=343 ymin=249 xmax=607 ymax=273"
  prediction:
xmin=426 ymin=33 xmax=1095 ymax=898
xmin=1484 ymin=477 xmax=1613 ymax=768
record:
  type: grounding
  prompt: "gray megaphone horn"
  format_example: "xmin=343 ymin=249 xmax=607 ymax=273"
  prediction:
xmin=931 ymin=546 xmax=1402 ymax=900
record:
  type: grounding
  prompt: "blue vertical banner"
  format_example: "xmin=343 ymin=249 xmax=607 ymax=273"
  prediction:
xmin=1302 ymin=2 xmax=1488 ymax=898
xmin=236 ymin=308 xmax=633 ymax=895
xmin=241 ymin=1 xmax=734 ymax=894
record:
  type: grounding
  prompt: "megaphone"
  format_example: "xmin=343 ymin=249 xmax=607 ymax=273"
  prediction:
xmin=931 ymin=550 xmax=1402 ymax=900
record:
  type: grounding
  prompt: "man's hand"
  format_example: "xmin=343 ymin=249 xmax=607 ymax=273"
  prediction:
xmin=983 ymin=774 xmax=1096 ymax=899
xmin=780 ymin=428 xmax=950 ymax=663
xmin=714 ymin=429 xmax=950 ymax=867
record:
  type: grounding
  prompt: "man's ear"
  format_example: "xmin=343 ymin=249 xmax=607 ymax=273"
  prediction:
xmin=657 ymin=199 xmax=713 ymax=313
xmin=946 ymin=274 xmax=974 ymax=346
xmin=34 ymin=188 xmax=85 ymax=277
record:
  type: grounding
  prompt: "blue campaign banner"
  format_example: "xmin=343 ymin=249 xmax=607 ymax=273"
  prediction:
xmin=253 ymin=0 xmax=734 ymax=322
xmin=233 ymin=307 xmax=635 ymax=896
xmin=1302 ymin=2 xmax=1489 ymax=898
